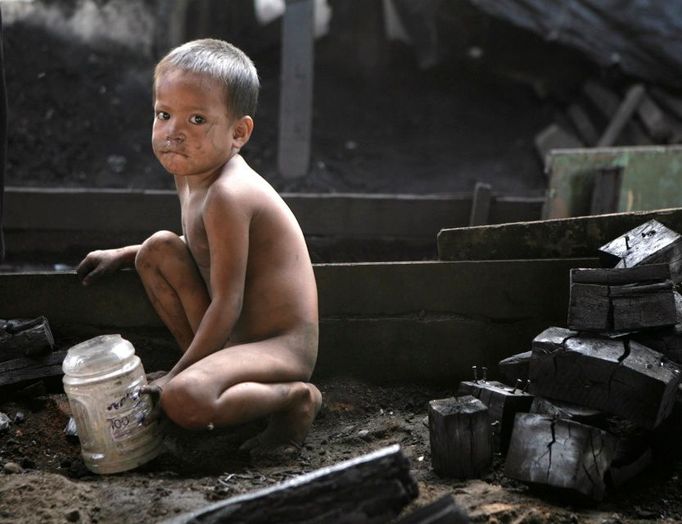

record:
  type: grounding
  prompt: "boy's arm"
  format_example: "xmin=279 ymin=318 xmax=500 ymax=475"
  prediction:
xmin=166 ymin=191 xmax=249 ymax=376
xmin=77 ymin=244 xmax=140 ymax=285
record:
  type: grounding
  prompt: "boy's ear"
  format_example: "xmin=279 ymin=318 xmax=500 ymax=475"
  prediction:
xmin=232 ymin=116 xmax=254 ymax=148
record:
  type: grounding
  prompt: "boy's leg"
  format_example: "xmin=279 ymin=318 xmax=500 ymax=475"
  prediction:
xmin=160 ymin=334 xmax=322 ymax=449
xmin=135 ymin=230 xmax=210 ymax=351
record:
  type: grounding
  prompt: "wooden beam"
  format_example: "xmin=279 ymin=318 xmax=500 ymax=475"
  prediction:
xmin=277 ymin=0 xmax=314 ymax=179
xmin=438 ymin=207 xmax=682 ymax=262
xmin=597 ymin=84 xmax=646 ymax=147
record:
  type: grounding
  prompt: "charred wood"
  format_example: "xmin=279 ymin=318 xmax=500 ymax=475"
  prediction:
xmin=504 ymin=413 xmax=617 ymax=501
xmin=529 ymin=327 xmax=680 ymax=429
xmin=164 ymin=445 xmax=418 ymax=524
xmin=0 ymin=317 xmax=54 ymax=361
xmin=457 ymin=380 xmax=533 ymax=453
xmin=428 ymin=396 xmax=492 ymax=479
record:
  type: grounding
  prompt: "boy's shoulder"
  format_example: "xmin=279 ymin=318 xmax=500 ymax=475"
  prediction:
xmin=206 ymin=158 xmax=281 ymax=210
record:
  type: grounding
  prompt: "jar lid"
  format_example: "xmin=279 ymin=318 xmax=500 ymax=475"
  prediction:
xmin=62 ymin=334 xmax=136 ymax=377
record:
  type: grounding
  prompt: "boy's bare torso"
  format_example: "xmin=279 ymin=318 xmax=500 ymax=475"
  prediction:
xmin=177 ymin=154 xmax=318 ymax=354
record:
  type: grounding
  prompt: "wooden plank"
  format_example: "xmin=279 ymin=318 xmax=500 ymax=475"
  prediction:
xmin=165 ymin=445 xmax=418 ymax=524
xmin=543 ymin=145 xmax=682 ymax=219
xmin=3 ymin=188 xmax=543 ymax=241
xmin=0 ymin=259 xmax=596 ymax=385
xmin=437 ymin=207 xmax=682 ymax=261
xmin=468 ymin=182 xmax=492 ymax=226
xmin=529 ymin=327 xmax=680 ymax=429
xmin=567 ymin=103 xmax=599 ymax=146
xmin=504 ymin=413 xmax=617 ymax=501
xmin=597 ymin=84 xmax=646 ymax=147
xmin=637 ymin=93 xmax=672 ymax=142
xmin=650 ymin=87 xmax=682 ymax=122
xmin=277 ymin=0 xmax=314 ymax=179
xmin=428 ymin=396 xmax=492 ymax=478
xmin=570 ymin=264 xmax=670 ymax=284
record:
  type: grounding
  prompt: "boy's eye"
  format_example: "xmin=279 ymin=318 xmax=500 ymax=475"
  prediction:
xmin=190 ymin=115 xmax=206 ymax=125
xmin=156 ymin=111 xmax=170 ymax=121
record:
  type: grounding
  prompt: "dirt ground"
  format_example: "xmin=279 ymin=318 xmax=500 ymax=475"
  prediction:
xmin=3 ymin=373 xmax=682 ymax=524
xmin=6 ymin=3 xmax=682 ymax=523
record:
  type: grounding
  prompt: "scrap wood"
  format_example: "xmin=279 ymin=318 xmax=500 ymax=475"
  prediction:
xmin=163 ymin=444 xmax=418 ymax=524
xmin=505 ymin=413 xmax=617 ymax=501
xmin=428 ymin=396 xmax=492 ymax=479
xmin=599 ymin=219 xmax=682 ymax=282
xmin=457 ymin=379 xmax=533 ymax=453
xmin=0 ymin=316 xmax=54 ymax=361
xmin=0 ymin=350 xmax=65 ymax=388
xmin=568 ymin=265 xmax=677 ymax=332
xmin=529 ymin=327 xmax=680 ymax=430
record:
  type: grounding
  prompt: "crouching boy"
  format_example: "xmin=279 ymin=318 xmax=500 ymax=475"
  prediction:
xmin=77 ymin=39 xmax=321 ymax=454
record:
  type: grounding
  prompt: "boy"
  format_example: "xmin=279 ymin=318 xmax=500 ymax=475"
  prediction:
xmin=76 ymin=39 xmax=321 ymax=454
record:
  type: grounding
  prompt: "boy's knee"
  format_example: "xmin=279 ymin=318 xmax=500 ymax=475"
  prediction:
xmin=135 ymin=230 xmax=183 ymax=271
xmin=160 ymin=373 xmax=215 ymax=430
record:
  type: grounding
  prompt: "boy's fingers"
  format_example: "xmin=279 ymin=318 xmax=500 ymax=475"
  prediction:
xmin=139 ymin=384 xmax=162 ymax=400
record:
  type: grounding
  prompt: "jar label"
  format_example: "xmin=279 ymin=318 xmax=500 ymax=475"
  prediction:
xmin=105 ymin=390 xmax=156 ymax=441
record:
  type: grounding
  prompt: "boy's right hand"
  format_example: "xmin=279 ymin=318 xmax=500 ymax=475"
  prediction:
xmin=76 ymin=249 xmax=125 ymax=286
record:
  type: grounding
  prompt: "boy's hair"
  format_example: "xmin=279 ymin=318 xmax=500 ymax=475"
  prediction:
xmin=154 ymin=38 xmax=259 ymax=118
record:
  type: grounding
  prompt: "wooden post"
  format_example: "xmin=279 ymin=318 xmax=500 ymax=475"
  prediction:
xmin=468 ymin=182 xmax=492 ymax=227
xmin=428 ymin=396 xmax=492 ymax=478
xmin=529 ymin=327 xmax=681 ymax=429
xmin=504 ymin=413 xmax=617 ymax=501
xmin=277 ymin=0 xmax=314 ymax=179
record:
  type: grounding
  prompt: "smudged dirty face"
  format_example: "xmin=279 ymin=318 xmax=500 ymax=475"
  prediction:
xmin=151 ymin=70 xmax=236 ymax=178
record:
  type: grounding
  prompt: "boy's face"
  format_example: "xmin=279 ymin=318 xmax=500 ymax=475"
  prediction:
xmin=152 ymin=70 xmax=250 ymax=178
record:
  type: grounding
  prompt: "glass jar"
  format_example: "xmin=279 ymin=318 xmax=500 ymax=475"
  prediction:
xmin=62 ymin=334 xmax=163 ymax=474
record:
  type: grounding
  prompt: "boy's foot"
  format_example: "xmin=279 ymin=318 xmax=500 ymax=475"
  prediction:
xmin=239 ymin=382 xmax=322 ymax=455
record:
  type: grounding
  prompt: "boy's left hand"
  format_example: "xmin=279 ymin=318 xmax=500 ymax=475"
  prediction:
xmin=140 ymin=371 xmax=171 ymax=401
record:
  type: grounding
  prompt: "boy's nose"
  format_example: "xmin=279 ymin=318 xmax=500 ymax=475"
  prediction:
xmin=166 ymin=133 xmax=185 ymax=143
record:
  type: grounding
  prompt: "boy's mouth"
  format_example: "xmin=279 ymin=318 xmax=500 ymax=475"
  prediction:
xmin=160 ymin=149 xmax=187 ymax=157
